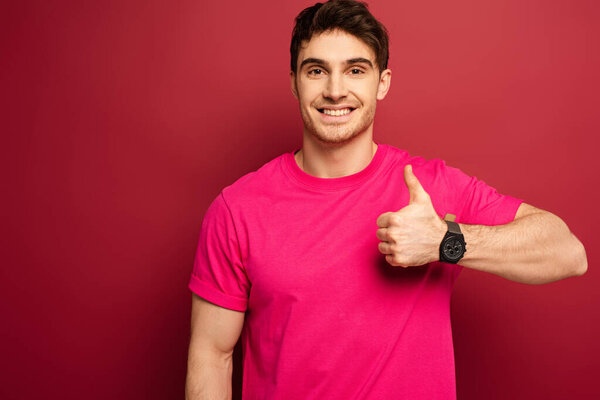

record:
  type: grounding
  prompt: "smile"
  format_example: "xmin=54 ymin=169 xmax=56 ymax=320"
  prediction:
xmin=317 ymin=107 xmax=355 ymax=116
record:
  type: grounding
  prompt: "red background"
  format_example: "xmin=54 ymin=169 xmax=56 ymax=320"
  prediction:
xmin=2 ymin=0 xmax=599 ymax=399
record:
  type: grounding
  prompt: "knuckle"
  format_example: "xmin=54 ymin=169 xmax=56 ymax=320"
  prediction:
xmin=389 ymin=214 xmax=402 ymax=226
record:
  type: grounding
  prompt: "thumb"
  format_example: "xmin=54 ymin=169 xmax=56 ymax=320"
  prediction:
xmin=404 ymin=164 xmax=429 ymax=204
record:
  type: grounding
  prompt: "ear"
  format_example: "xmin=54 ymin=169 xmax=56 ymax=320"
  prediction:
xmin=290 ymin=70 xmax=298 ymax=99
xmin=376 ymin=68 xmax=392 ymax=100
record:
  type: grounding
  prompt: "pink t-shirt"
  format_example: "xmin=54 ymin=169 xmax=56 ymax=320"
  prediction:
xmin=189 ymin=143 xmax=523 ymax=399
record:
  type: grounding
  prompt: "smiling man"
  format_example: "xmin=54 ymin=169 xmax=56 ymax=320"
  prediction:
xmin=185 ymin=1 xmax=588 ymax=399
xmin=292 ymin=29 xmax=386 ymax=147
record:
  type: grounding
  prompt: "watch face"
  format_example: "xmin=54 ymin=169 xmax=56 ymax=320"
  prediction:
xmin=443 ymin=238 xmax=464 ymax=262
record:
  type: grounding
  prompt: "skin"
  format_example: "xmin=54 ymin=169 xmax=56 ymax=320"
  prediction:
xmin=290 ymin=29 xmax=391 ymax=179
xmin=290 ymin=29 xmax=588 ymax=284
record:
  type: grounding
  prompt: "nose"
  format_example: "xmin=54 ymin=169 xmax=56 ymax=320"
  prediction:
xmin=323 ymin=71 xmax=348 ymax=101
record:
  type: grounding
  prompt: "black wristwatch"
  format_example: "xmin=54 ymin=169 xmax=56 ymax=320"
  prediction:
xmin=439 ymin=220 xmax=467 ymax=264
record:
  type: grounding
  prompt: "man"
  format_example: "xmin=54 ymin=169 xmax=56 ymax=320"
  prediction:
xmin=185 ymin=1 xmax=587 ymax=399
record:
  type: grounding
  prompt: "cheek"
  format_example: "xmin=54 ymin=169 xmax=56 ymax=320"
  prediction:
xmin=297 ymin=87 xmax=319 ymax=107
xmin=348 ymin=80 xmax=379 ymax=102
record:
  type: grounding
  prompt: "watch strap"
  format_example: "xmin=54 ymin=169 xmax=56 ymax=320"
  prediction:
xmin=445 ymin=220 xmax=461 ymax=234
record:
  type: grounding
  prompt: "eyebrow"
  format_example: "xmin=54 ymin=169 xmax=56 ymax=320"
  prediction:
xmin=299 ymin=57 xmax=374 ymax=70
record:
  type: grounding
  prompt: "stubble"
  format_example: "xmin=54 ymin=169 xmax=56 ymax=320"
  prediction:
xmin=300 ymin=103 xmax=376 ymax=145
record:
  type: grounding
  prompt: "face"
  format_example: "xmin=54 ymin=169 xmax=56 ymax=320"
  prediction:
xmin=290 ymin=29 xmax=391 ymax=145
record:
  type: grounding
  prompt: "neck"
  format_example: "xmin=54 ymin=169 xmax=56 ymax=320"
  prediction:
xmin=294 ymin=132 xmax=378 ymax=178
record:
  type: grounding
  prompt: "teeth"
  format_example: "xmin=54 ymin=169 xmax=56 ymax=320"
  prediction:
xmin=323 ymin=108 xmax=352 ymax=116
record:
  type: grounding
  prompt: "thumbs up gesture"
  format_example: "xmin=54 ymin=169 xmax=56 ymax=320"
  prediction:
xmin=376 ymin=164 xmax=447 ymax=267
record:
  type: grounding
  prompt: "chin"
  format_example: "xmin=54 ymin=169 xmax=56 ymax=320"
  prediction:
xmin=312 ymin=126 xmax=362 ymax=145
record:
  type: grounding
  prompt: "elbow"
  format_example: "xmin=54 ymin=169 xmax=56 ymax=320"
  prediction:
xmin=571 ymin=236 xmax=588 ymax=277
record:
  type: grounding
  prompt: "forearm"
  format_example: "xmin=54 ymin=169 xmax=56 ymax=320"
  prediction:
xmin=458 ymin=210 xmax=587 ymax=284
xmin=186 ymin=349 xmax=233 ymax=400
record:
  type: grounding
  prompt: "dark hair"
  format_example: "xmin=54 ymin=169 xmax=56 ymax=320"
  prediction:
xmin=290 ymin=0 xmax=389 ymax=74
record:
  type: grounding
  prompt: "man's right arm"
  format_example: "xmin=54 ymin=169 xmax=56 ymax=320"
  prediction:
xmin=185 ymin=293 xmax=245 ymax=400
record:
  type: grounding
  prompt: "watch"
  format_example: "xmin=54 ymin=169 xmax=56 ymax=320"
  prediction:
xmin=439 ymin=220 xmax=467 ymax=264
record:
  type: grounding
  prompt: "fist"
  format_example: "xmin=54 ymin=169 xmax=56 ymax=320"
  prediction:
xmin=376 ymin=164 xmax=446 ymax=267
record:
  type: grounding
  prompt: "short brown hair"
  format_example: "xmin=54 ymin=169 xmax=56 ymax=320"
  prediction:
xmin=290 ymin=0 xmax=389 ymax=74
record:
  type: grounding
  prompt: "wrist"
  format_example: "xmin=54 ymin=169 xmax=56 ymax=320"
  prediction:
xmin=432 ymin=217 xmax=448 ymax=263
xmin=439 ymin=220 xmax=467 ymax=264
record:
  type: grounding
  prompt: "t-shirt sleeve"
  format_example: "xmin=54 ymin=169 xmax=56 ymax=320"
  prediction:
xmin=442 ymin=162 xmax=524 ymax=226
xmin=188 ymin=192 xmax=250 ymax=312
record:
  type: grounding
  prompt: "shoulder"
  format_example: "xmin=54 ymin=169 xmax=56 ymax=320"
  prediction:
xmin=219 ymin=151 xmax=288 ymax=207
xmin=382 ymin=143 xmax=454 ymax=180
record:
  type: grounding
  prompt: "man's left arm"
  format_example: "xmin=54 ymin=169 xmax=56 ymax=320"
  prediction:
xmin=458 ymin=202 xmax=587 ymax=284
xmin=376 ymin=165 xmax=588 ymax=285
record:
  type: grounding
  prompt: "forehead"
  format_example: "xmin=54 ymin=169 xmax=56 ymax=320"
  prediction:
xmin=298 ymin=29 xmax=376 ymax=66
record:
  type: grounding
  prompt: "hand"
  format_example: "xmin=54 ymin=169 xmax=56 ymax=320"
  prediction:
xmin=376 ymin=164 xmax=447 ymax=267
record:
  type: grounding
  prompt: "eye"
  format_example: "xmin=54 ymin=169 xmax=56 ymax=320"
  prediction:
xmin=308 ymin=68 xmax=323 ymax=75
xmin=350 ymin=68 xmax=364 ymax=75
